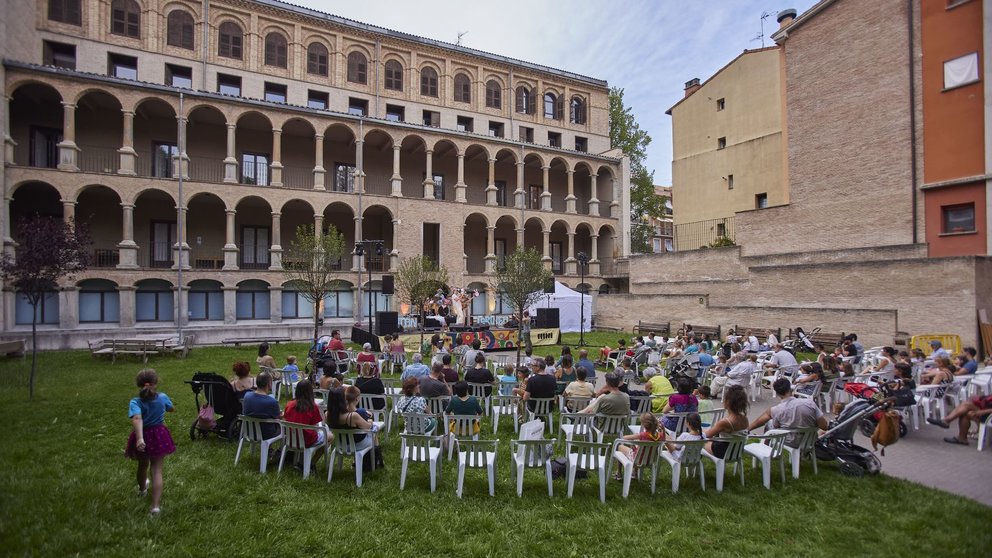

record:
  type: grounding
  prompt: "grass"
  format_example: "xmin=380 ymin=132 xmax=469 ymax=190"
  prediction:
xmin=0 ymin=335 xmax=990 ymax=557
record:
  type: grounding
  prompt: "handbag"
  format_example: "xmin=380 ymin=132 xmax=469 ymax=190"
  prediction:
xmin=196 ymin=404 xmax=216 ymax=430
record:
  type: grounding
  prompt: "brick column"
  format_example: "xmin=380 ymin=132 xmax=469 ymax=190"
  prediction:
xmin=117 ymin=110 xmax=137 ymax=175
xmin=423 ymin=149 xmax=435 ymax=199
xmin=485 ymin=225 xmax=496 ymax=273
xmin=57 ymin=102 xmax=79 ymax=171
xmin=222 ymin=209 xmax=239 ymax=270
xmin=223 ymin=122 xmax=238 ymax=183
xmin=588 ymin=173 xmax=600 ymax=216
xmin=455 ymin=152 xmax=467 ymax=202
xmin=540 ymin=165 xmax=551 ymax=211
xmin=270 ymin=128 xmax=283 ymax=187
xmin=61 ymin=199 xmax=75 ymax=224
xmin=566 ymin=169 xmax=577 ymax=214
xmin=313 ymin=134 xmax=326 ymax=190
xmin=391 ymin=144 xmax=403 ymax=197
xmin=269 ymin=212 xmax=282 ymax=270
xmin=514 ymin=161 xmax=525 ymax=208
xmin=117 ymin=203 xmax=138 ymax=269
xmin=485 ymin=157 xmax=497 ymax=206
xmin=565 ymin=231 xmax=577 ymax=274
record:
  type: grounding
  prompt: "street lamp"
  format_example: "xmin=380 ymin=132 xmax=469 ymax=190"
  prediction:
xmin=577 ymin=251 xmax=589 ymax=347
xmin=355 ymin=240 xmax=384 ymax=334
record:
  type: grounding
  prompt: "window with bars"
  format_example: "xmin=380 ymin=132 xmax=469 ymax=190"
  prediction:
xmin=454 ymin=73 xmax=471 ymax=103
xmin=486 ymin=80 xmax=501 ymax=109
xmin=307 ymin=43 xmax=328 ymax=76
xmin=48 ymin=0 xmax=81 ymax=25
xmin=334 ymin=163 xmax=355 ymax=192
xmin=347 ymin=51 xmax=367 ymax=84
xmin=218 ymin=21 xmax=243 ymax=59
xmin=421 ymin=67 xmax=439 ymax=97
xmin=166 ymin=10 xmax=194 ymax=49
xmin=111 ymin=0 xmax=140 ymax=38
xmin=384 ymin=60 xmax=403 ymax=90
xmin=264 ymin=32 xmax=288 ymax=68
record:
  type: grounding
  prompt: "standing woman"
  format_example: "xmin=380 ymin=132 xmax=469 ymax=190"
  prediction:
xmin=125 ymin=369 xmax=176 ymax=516
xmin=704 ymin=385 xmax=749 ymax=459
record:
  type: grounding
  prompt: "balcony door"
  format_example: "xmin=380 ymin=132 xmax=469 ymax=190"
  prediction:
xmin=150 ymin=221 xmax=176 ymax=268
xmin=550 ymin=242 xmax=563 ymax=274
xmin=29 ymin=126 xmax=61 ymax=168
xmin=495 ymin=239 xmax=507 ymax=270
xmin=240 ymin=226 xmax=270 ymax=269
xmin=241 ymin=152 xmax=270 ymax=185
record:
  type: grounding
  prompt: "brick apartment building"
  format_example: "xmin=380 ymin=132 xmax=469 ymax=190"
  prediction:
xmin=0 ymin=0 xmax=631 ymax=348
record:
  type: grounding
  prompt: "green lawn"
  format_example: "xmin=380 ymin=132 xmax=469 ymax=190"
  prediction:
xmin=0 ymin=338 xmax=989 ymax=557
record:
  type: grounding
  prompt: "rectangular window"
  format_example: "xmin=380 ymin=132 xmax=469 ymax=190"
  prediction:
xmin=528 ymin=185 xmax=541 ymax=209
xmin=653 ymin=238 xmax=661 ymax=253
xmin=488 ymin=121 xmax=504 ymax=138
xmin=324 ymin=290 xmax=354 ymax=318
xmin=519 ymin=126 xmax=534 ymax=143
xmin=28 ymin=126 xmax=62 ymax=168
xmin=548 ymin=132 xmax=562 ymax=148
xmin=166 ymin=64 xmax=192 ymax=89
xmin=942 ymin=203 xmax=976 ymax=233
xmin=348 ymin=97 xmax=368 ymax=116
xmin=188 ymin=290 xmax=223 ymax=320
xmin=727 ymin=174 xmax=734 ymax=190
xmin=423 ymin=110 xmax=440 ymax=127
xmin=495 ymin=239 xmax=507 ymax=270
xmin=333 ymin=163 xmax=355 ymax=193
xmin=80 ymin=291 xmax=120 ymax=323
xmin=240 ymin=226 xmax=270 ymax=269
xmin=423 ymin=223 xmax=440 ymax=266
xmin=717 ymin=137 xmax=727 ymax=150
xmin=385 ymin=104 xmax=405 ymax=122
xmin=361 ymin=291 xmax=390 ymax=319
xmin=136 ymin=291 xmax=173 ymax=322
xmin=152 ymin=142 xmax=178 ymax=178
xmin=943 ymin=52 xmax=980 ymax=90
xmin=149 ymin=221 xmax=176 ymax=268
xmin=217 ymin=73 xmax=241 ymax=96
xmin=457 ymin=116 xmax=474 ymax=133
xmin=240 ymin=152 xmax=270 ymax=186
xmin=236 ymin=291 xmax=270 ymax=320
xmin=108 ymin=53 xmax=137 ymax=80
xmin=43 ymin=41 xmax=76 ymax=69
xmin=664 ymin=238 xmax=674 ymax=252
xmin=15 ymin=291 xmax=59 ymax=325
xmin=717 ymin=98 xmax=725 ymax=111
xmin=550 ymin=242 xmax=563 ymax=274
xmin=281 ymin=291 xmax=314 ymax=319
xmin=495 ymin=180 xmax=507 ymax=207
xmin=716 ymin=223 xmax=726 ymax=237
xmin=755 ymin=193 xmax=768 ymax=209
xmin=427 ymin=173 xmax=445 ymax=200
xmin=574 ymin=136 xmax=588 ymax=152
xmin=264 ymin=82 xmax=287 ymax=103
xmin=111 ymin=2 xmax=140 ymax=38
xmin=308 ymin=90 xmax=328 ymax=110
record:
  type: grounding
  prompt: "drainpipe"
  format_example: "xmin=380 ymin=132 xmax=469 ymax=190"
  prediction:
xmin=508 ymin=68 xmax=514 ymax=139
xmin=374 ymin=39 xmax=381 ymax=118
xmin=201 ymin=0 xmax=209 ymax=89
xmin=907 ymin=0 xmax=918 ymax=244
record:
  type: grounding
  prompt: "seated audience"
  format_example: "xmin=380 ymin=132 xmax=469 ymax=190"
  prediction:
xmin=564 ymin=367 xmax=596 ymax=402
xmin=644 ymin=367 xmax=676 ymax=412
xmin=615 ymin=412 xmax=664 ymax=480
xmin=231 ymin=361 xmax=256 ymax=396
xmin=355 ymin=343 xmax=379 ymax=376
xmin=661 ymin=376 xmax=698 ymax=432
xmin=465 ymin=353 xmax=496 ymax=396
xmin=440 ymin=354 xmax=459 ymax=383
xmin=242 ymin=372 xmax=279 ymax=438
xmin=419 ymin=363 xmax=452 ymax=399
xmin=283 ymin=379 xmax=325 ymax=447
xmin=748 ymin=379 xmax=828 ymax=448
xmin=704 ymin=385 xmax=750 ymax=458
xmin=325 ymin=386 xmax=377 ymax=450
xmin=400 ymin=353 xmax=430 ymax=382
xmin=927 ymin=394 xmax=992 ymax=446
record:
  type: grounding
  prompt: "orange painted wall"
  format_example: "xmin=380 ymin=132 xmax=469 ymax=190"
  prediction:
xmin=921 ymin=0 xmax=984 ymax=183
xmin=925 ymin=182 xmax=987 ymax=257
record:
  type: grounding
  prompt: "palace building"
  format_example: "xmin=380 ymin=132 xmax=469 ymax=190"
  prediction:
xmin=0 ymin=0 xmax=631 ymax=348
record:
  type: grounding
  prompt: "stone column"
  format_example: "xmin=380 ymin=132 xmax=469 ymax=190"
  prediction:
xmin=222 ymin=209 xmax=239 ymax=270
xmin=223 ymin=122 xmax=238 ymax=183
xmin=352 ymin=216 xmax=363 ymax=271
xmin=351 ymin=286 xmax=362 ymax=321
xmin=269 ymin=212 xmax=282 ymax=270
xmin=2 ymin=95 xmax=15 ymax=164
xmin=2 ymin=196 xmax=14 ymax=260
xmin=514 ymin=161 xmax=525 ymax=209
xmin=542 ymin=228 xmax=552 ymax=270
xmin=117 ymin=110 xmax=137 ymax=175
xmin=422 ymin=149 xmax=435 ymax=199
xmin=175 ymin=285 xmax=188 ymax=327
xmin=566 ymin=169 xmax=577 ymax=214
xmin=484 ymin=226 xmax=496 ymax=272
xmin=565 ymin=232 xmax=577 ymax=274
xmin=540 ymin=165 xmax=551 ymax=211
xmin=314 ymin=214 xmax=324 ymax=237
xmin=61 ymin=199 xmax=76 ymax=224
xmin=454 ymin=153 xmax=467 ymax=202
xmin=485 ymin=157 xmax=497 ymax=206
xmin=270 ymin=128 xmax=283 ymax=187
xmin=516 ymin=227 xmax=524 ymax=249
xmin=589 ymin=233 xmax=601 ymax=275
xmin=390 ymin=218 xmax=401 ymax=270
xmin=223 ymin=287 xmax=237 ymax=324
xmin=313 ymin=134 xmax=326 ymax=190
xmin=117 ymin=203 xmax=138 ymax=269
xmin=59 ymin=286 xmax=78 ymax=329
xmin=390 ymin=144 xmax=403 ymax=197
xmin=269 ymin=285 xmax=283 ymax=324
xmin=588 ymin=173 xmax=600 ymax=216
xmin=354 ymin=139 xmax=365 ymax=194
xmin=175 ymin=116 xmax=189 ymax=179
xmin=118 ymin=285 xmax=136 ymax=328
xmin=57 ymin=102 xmax=79 ymax=171
xmin=172 ymin=206 xmax=190 ymax=269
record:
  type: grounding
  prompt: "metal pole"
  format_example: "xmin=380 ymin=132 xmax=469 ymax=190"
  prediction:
xmin=177 ymin=92 xmax=185 ymax=342
xmin=579 ymin=265 xmax=584 ymax=347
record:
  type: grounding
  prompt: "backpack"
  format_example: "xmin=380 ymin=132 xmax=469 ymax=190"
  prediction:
xmin=871 ymin=410 xmax=900 ymax=455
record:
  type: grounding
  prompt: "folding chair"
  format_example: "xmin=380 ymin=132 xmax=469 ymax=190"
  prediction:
xmin=235 ymin=416 xmax=283 ymax=474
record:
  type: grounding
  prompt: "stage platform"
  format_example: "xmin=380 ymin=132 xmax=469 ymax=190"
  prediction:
xmin=352 ymin=327 xmax=560 ymax=352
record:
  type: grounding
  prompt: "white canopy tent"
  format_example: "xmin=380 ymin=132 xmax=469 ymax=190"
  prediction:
xmin=527 ymin=281 xmax=592 ymax=333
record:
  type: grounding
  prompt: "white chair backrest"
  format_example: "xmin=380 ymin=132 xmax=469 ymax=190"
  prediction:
xmin=400 ymin=433 xmax=442 ymax=460
xmin=560 ymin=412 xmax=596 ymax=439
xmin=620 ymin=438 xmax=663 ymax=468
xmin=328 ymin=428 xmax=369 ymax=455
xmin=751 ymin=432 xmax=787 ymax=459
xmin=595 ymin=414 xmax=629 ymax=439
xmin=493 ymin=394 xmax=520 ymax=414
xmin=674 ymin=439 xmax=707 ymax=465
xmin=459 ymin=439 xmax=498 ymax=467
xmin=240 ymin=415 xmax=279 ymax=442
xmin=699 ymin=408 xmax=726 ymax=425
xmin=359 ymin=393 xmax=388 ymax=414
xmin=629 ymin=394 xmax=653 ymax=415
xmin=567 ymin=440 xmax=611 ymax=470
xmin=427 ymin=396 xmax=451 ymax=415
xmin=467 ymin=382 xmax=492 ymax=400
xmin=402 ymin=413 xmax=434 ymax=435
xmin=512 ymin=439 xmax=555 ymax=467
xmin=282 ymin=421 xmax=320 ymax=450
xmin=448 ymin=414 xmax=480 ymax=437
xmin=714 ymin=432 xmax=748 ymax=462
xmin=529 ymin=398 xmax=555 ymax=416
xmin=662 ymin=412 xmax=688 ymax=435
xmin=562 ymin=395 xmax=592 ymax=413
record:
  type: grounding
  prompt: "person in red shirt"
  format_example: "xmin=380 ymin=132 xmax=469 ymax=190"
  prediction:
xmin=326 ymin=329 xmax=347 ymax=359
xmin=283 ymin=379 xmax=324 ymax=448
xmin=355 ymin=343 xmax=379 ymax=376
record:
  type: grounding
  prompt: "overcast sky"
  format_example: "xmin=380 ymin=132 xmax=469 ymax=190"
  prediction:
xmin=303 ymin=0 xmax=817 ymax=184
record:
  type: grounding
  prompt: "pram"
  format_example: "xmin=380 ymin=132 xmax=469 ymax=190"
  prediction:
xmin=782 ymin=327 xmax=818 ymax=355
xmin=843 ymin=382 xmax=912 ymax=438
xmin=665 ymin=353 xmax=701 ymax=389
xmin=185 ymin=372 xmax=242 ymax=441
xmin=815 ymin=395 xmax=889 ymax=477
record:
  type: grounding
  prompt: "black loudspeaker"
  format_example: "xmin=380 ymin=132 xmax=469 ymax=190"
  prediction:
xmin=376 ymin=311 xmax=399 ymax=335
xmin=381 ymin=275 xmax=394 ymax=295
xmin=535 ymin=308 xmax=559 ymax=329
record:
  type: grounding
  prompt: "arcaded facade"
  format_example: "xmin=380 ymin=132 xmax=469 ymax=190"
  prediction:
xmin=0 ymin=0 xmax=631 ymax=347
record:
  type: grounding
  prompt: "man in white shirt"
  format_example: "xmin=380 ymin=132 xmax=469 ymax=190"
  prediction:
xmin=709 ymin=354 xmax=757 ymax=397
xmin=744 ymin=331 xmax=760 ymax=353
xmin=765 ymin=344 xmax=799 ymax=370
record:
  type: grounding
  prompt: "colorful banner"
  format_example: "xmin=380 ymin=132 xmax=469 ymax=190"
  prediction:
xmin=380 ymin=328 xmax=560 ymax=352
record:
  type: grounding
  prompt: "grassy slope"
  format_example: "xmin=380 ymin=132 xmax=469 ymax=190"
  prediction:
xmin=0 ymin=336 xmax=989 ymax=557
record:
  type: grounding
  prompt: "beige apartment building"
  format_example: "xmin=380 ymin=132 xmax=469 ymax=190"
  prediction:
xmin=666 ymin=46 xmax=784 ymax=251
xmin=645 ymin=185 xmax=673 ymax=253
xmin=0 ymin=0 xmax=631 ymax=348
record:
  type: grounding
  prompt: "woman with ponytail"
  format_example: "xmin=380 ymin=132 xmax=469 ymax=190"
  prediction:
xmin=125 ymin=369 xmax=176 ymax=515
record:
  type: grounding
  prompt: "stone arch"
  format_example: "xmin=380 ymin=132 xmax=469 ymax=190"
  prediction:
xmin=363 ymin=129 xmax=394 ymax=196
xmin=133 ymin=97 xmax=179 ymax=177
xmin=523 ymin=216 xmax=545 ymax=256
xmin=430 ymin=139 xmax=459 ymax=201
xmin=362 ymin=205 xmax=395 ymax=271
xmin=10 ymin=182 xmax=64 ymax=235
xmin=129 ymin=186 xmax=177 ymax=206
xmin=464 ymin=212 xmax=489 ymax=274
xmin=187 ymin=192 xmax=226 ymax=269
xmin=74 ymin=90 xmax=123 ymax=172
xmin=399 ymin=133 xmax=428 ymax=198
xmin=72 ymin=86 xmax=123 ymax=106
xmin=322 ymin=201 xmax=356 ymax=252
xmin=75 ymin=186 xmax=123 ymax=260
xmin=463 ymin=144 xmax=490 ymax=205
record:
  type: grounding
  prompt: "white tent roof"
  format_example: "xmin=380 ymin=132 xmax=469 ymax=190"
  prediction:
xmin=527 ymin=281 xmax=592 ymax=333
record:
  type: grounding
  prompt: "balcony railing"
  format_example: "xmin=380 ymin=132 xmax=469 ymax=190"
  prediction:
xmin=146 ymin=241 xmax=174 ymax=268
xmin=92 ymin=248 xmax=120 ymax=268
xmin=240 ymin=160 xmax=271 ymax=186
xmin=601 ymin=258 xmax=629 ymax=277
xmin=364 ymin=255 xmax=390 ymax=273
xmin=78 ymin=146 xmax=120 ymax=174
xmin=364 ymin=175 xmax=392 ymax=196
xmin=281 ymin=166 xmax=313 ymax=190
xmin=188 ymin=156 xmax=225 ymax=183
xmin=237 ymin=243 xmax=271 ymax=270
xmin=675 ymin=216 xmax=736 ymax=251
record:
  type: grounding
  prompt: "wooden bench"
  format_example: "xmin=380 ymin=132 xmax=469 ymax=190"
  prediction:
xmin=109 ymin=340 xmax=161 ymax=364
xmin=734 ymin=326 xmax=782 ymax=344
xmin=682 ymin=323 xmax=721 ymax=341
xmin=221 ymin=337 xmax=291 ymax=347
xmin=633 ymin=321 xmax=671 ymax=338
xmin=89 ymin=339 xmax=115 ymax=359
xmin=0 ymin=340 xmax=26 ymax=358
xmin=166 ymin=335 xmax=195 ymax=359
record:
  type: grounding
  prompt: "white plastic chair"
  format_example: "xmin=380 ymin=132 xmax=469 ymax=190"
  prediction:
xmin=399 ymin=412 xmax=436 ymax=455
xmin=427 ymin=396 xmax=451 ymax=419
xmin=327 ymin=428 xmax=376 ymax=487
xmin=565 ymin=440 xmax=612 ymax=503
xmin=743 ymin=432 xmax=788 ymax=489
xmin=359 ymin=393 xmax=389 ymax=435
xmin=660 ymin=439 xmax=707 ymax=493
xmin=559 ymin=412 xmax=597 ymax=445
xmin=560 ymin=395 xmax=592 ymax=414
xmin=701 ymin=432 xmax=747 ymax=492
xmin=446 ymin=414 xmax=482 ymax=460
xmin=399 ymin=433 xmax=444 ymax=492
xmin=978 ymin=413 xmax=992 ymax=452
xmin=660 ymin=412 xmax=688 ymax=439
xmin=628 ymin=393 xmax=654 ymax=424
xmin=698 ymin=408 xmax=726 ymax=429
xmin=794 ymin=381 xmax=823 ymax=402
xmin=510 ymin=438 xmax=557 ymax=497
xmin=456 ymin=439 xmax=499 ymax=498
xmin=593 ymin=414 xmax=629 ymax=442
xmin=277 ymin=421 xmax=327 ymax=480
xmin=235 ymin=416 xmax=283 ymax=474
xmin=492 ymin=394 xmax=521 ymax=434
xmin=467 ymin=382 xmax=493 ymax=416
xmin=525 ymin=397 xmax=556 ymax=434
xmin=612 ymin=438 xmax=663 ymax=498
xmin=771 ymin=427 xmax=820 ymax=479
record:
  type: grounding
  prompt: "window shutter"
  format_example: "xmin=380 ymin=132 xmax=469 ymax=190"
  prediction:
xmin=516 ymin=87 xmax=524 ymax=113
xmin=555 ymin=95 xmax=564 ymax=120
xmin=528 ymin=90 xmax=537 ymax=115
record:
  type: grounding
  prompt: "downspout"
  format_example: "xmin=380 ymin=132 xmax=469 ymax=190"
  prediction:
xmin=201 ymin=0 xmax=209 ymax=89
xmin=508 ymin=68 xmax=514 ymax=138
xmin=374 ymin=39 xmax=381 ymax=118
xmin=907 ymin=0 xmax=918 ymax=244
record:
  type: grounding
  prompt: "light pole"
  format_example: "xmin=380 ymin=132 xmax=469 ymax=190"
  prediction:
xmin=355 ymin=240 xmax=384 ymax=334
xmin=577 ymin=251 xmax=589 ymax=347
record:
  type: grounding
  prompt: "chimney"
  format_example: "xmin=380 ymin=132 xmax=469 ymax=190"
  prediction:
xmin=777 ymin=8 xmax=797 ymax=29
xmin=683 ymin=78 xmax=701 ymax=98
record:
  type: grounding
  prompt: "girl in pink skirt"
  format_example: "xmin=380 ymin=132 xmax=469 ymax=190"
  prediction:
xmin=125 ymin=369 xmax=176 ymax=515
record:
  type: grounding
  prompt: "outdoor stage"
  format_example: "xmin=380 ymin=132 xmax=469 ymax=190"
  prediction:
xmin=352 ymin=327 xmax=560 ymax=352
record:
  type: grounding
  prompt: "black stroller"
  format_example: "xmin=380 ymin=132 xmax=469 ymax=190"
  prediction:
xmin=185 ymin=372 xmax=242 ymax=441
xmin=815 ymin=397 xmax=887 ymax=477
xmin=782 ymin=327 xmax=818 ymax=355
xmin=665 ymin=353 xmax=701 ymax=390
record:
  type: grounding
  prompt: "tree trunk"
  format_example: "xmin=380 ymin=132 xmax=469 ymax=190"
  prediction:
xmin=29 ymin=312 xmax=37 ymax=399
xmin=515 ymin=309 xmax=522 ymax=368
xmin=312 ymin=312 xmax=320 ymax=362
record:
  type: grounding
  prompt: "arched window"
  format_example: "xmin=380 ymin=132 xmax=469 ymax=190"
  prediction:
xmin=384 ymin=59 xmax=403 ymax=91
xmin=264 ymin=32 xmax=288 ymax=68
xmin=347 ymin=51 xmax=367 ymax=84
xmin=420 ymin=67 xmax=438 ymax=97
xmin=110 ymin=0 xmax=140 ymax=38
xmin=166 ymin=10 xmax=194 ymax=50
xmin=79 ymin=279 xmax=119 ymax=323
xmin=515 ymin=85 xmax=535 ymax=114
xmin=544 ymin=92 xmax=558 ymax=119
xmin=570 ymin=96 xmax=586 ymax=124
xmin=49 ymin=0 xmax=81 ymax=25
xmin=307 ymin=43 xmax=328 ymax=76
xmin=485 ymin=80 xmax=501 ymax=109
xmin=453 ymin=73 xmax=471 ymax=103
xmin=218 ymin=21 xmax=243 ymax=59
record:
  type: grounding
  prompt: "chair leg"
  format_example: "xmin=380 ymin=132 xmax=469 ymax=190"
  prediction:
xmin=761 ymin=457 xmax=771 ymax=489
xmin=234 ymin=438 xmax=245 ymax=466
xmin=488 ymin=463 xmax=496 ymax=497
xmin=599 ymin=466 xmax=607 ymax=503
xmin=456 ymin=461 xmax=465 ymax=498
xmin=259 ymin=441 xmax=271 ymax=474
xmin=715 ymin=461 xmax=725 ymax=492
xmin=355 ymin=455 xmax=364 ymax=487
xmin=400 ymin=456 xmax=408 ymax=490
xmin=567 ymin=463 xmax=577 ymax=498
xmin=699 ymin=462 xmax=706 ymax=491
xmin=516 ymin=464 xmax=525 ymax=497
xmin=791 ymin=451 xmax=801 ymax=479
xmin=622 ymin=463 xmax=633 ymax=499
xmin=303 ymin=451 xmax=312 ymax=480
xmin=979 ymin=425 xmax=987 ymax=452
xmin=278 ymin=446 xmax=287 ymax=474
xmin=779 ymin=456 xmax=786 ymax=485
xmin=429 ymin=459 xmax=437 ymax=493
xmin=671 ymin=464 xmax=680 ymax=493
xmin=493 ymin=413 xmax=499 ymax=435
xmin=545 ymin=462 xmax=554 ymax=497
xmin=327 ymin=451 xmax=337 ymax=482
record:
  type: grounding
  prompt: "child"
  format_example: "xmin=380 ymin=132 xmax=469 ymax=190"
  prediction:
xmin=498 ymin=365 xmax=517 ymax=396
xmin=666 ymin=412 xmax=703 ymax=461
xmin=125 ymin=369 xmax=176 ymax=516
xmin=544 ymin=355 xmax=557 ymax=377
xmin=283 ymin=355 xmax=300 ymax=383
xmin=615 ymin=412 xmax=663 ymax=480
xmin=661 ymin=377 xmax=698 ymax=432
xmin=695 ymin=385 xmax=714 ymax=414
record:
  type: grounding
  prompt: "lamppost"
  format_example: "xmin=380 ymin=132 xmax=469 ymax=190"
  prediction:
xmin=577 ymin=251 xmax=589 ymax=347
xmin=354 ymin=240 xmax=384 ymax=334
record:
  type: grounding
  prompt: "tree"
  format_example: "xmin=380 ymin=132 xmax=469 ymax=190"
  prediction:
xmin=490 ymin=247 xmax=553 ymax=367
xmin=393 ymin=256 xmax=450 ymax=350
xmin=281 ymin=224 xmax=347 ymax=354
xmin=0 ymin=216 xmax=89 ymax=398
xmin=609 ymin=87 xmax=664 ymax=253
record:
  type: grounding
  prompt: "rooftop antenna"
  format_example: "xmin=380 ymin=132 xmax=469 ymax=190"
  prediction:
xmin=456 ymin=31 xmax=468 ymax=46
xmin=753 ymin=11 xmax=777 ymax=47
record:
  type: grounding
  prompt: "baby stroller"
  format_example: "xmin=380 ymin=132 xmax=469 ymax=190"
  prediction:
xmin=814 ymin=397 xmax=886 ymax=477
xmin=844 ymin=382 xmax=912 ymax=438
xmin=665 ymin=353 xmax=700 ymax=390
xmin=185 ymin=372 xmax=242 ymax=441
xmin=782 ymin=327 xmax=818 ymax=355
